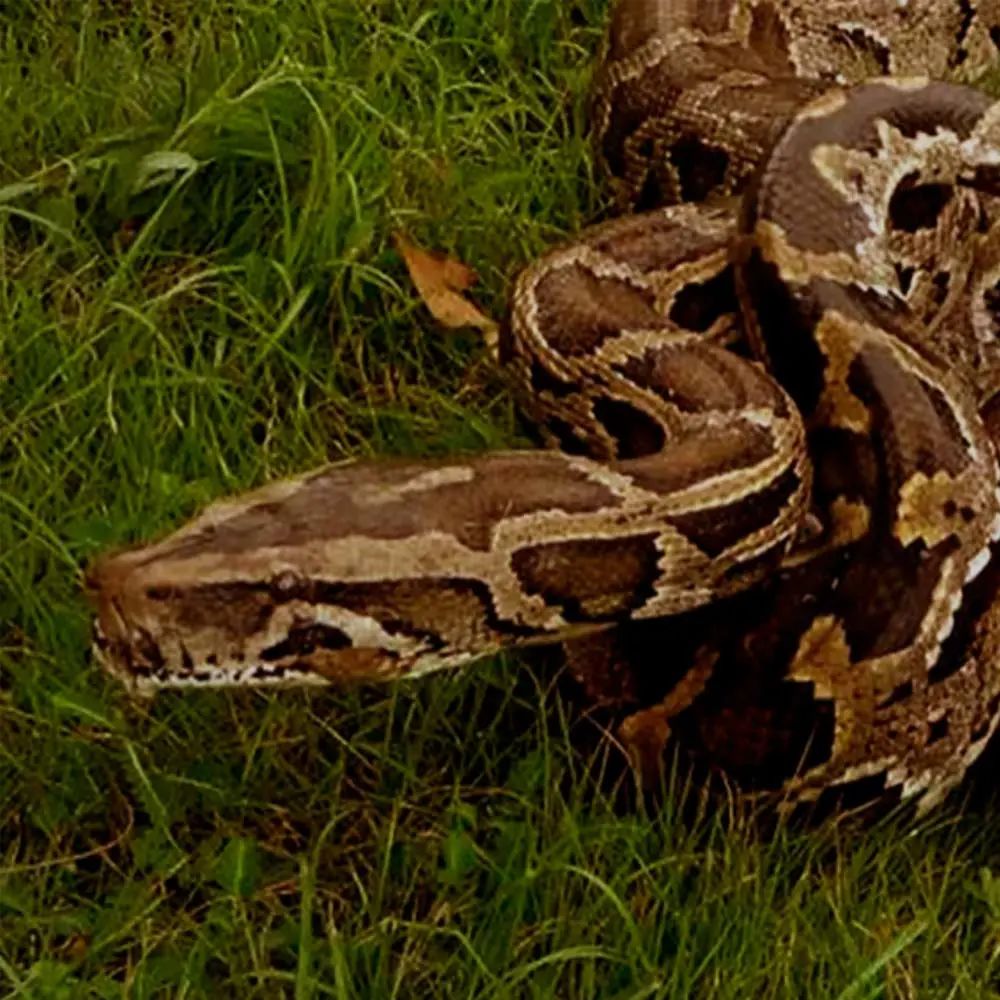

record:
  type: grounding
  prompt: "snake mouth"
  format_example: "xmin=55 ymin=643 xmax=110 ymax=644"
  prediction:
xmin=85 ymin=558 xmax=167 ymax=697
xmin=88 ymin=612 xmax=330 ymax=695
xmin=86 ymin=562 xmax=338 ymax=693
xmin=88 ymin=600 xmax=160 ymax=699
xmin=89 ymin=620 xmax=148 ymax=698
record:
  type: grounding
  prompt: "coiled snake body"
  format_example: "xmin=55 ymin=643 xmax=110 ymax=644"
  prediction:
xmin=90 ymin=0 xmax=1000 ymax=815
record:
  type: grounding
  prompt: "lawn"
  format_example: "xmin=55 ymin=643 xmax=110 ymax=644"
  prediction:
xmin=4 ymin=1 xmax=1000 ymax=996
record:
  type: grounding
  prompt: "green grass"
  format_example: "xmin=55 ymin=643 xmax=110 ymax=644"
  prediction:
xmin=4 ymin=1 xmax=1000 ymax=996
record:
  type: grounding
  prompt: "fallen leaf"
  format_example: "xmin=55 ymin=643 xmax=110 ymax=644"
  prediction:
xmin=394 ymin=233 xmax=499 ymax=350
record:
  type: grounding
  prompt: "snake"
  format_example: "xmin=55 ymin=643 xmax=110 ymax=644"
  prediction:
xmin=87 ymin=0 xmax=1000 ymax=817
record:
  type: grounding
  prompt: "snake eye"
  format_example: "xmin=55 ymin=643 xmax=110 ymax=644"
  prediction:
xmin=271 ymin=570 xmax=303 ymax=595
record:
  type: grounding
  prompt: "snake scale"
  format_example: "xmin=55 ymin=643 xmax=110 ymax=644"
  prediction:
xmin=89 ymin=0 xmax=1000 ymax=816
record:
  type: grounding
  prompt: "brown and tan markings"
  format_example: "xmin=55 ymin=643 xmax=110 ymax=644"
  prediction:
xmin=90 ymin=0 xmax=1000 ymax=816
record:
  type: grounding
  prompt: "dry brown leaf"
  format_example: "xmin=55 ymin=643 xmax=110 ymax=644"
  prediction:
xmin=393 ymin=233 xmax=499 ymax=350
